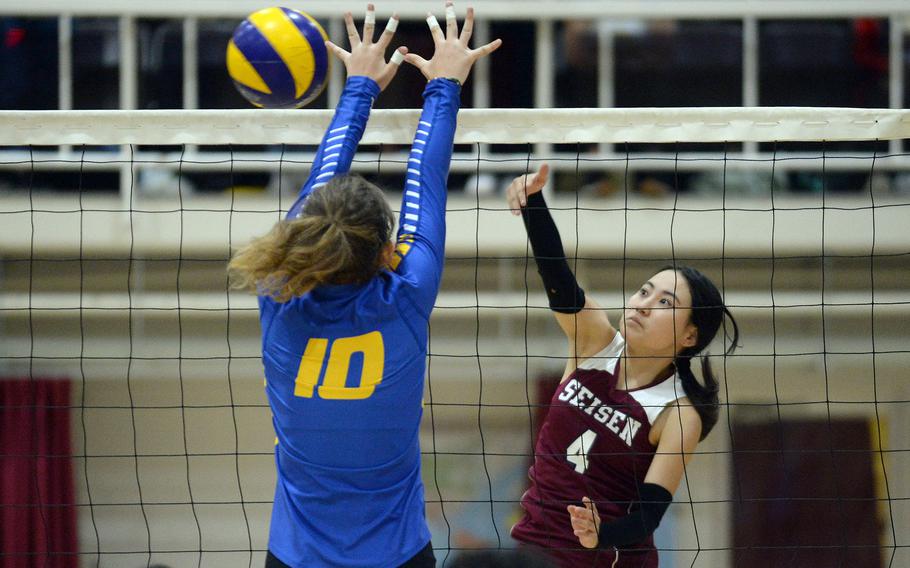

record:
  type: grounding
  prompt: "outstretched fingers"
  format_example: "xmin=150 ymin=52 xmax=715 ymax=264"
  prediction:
xmin=362 ymin=4 xmax=376 ymax=44
xmin=388 ymin=47 xmax=407 ymax=70
xmin=369 ymin=46 xmax=407 ymax=90
xmin=444 ymin=2 xmax=458 ymax=40
xmin=425 ymin=12 xmax=445 ymax=44
xmin=344 ymin=12 xmax=360 ymax=47
xmin=325 ymin=40 xmax=350 ymax=62
xmin=470 ymin=38 xmax=503 ymax=61
xmin=412 ymin=2 xmax=501 ymax=84
xmin=375 ymin=13 xmax=399 ymax=50
xmin=403 ymin=52 xmax=430 ymax=73
xmin=459 ymin=7 xmax=474 ymax=46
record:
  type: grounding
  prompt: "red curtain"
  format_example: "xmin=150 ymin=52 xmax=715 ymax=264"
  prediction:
xmin=0 ymin=378 xmax=77 ymax=567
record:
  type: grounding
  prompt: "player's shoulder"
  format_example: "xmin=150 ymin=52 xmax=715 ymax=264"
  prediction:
xmin=386 ymin=263 xmax=436 ymax=303
xmin=665 ymin=396 xmax=699 ymax=418
xmin=653 ymin=397 xmax=702 ymax=437
xmin=361 ymin=271 xmax=431 ymax=322
xmin=577 ymin=331 xmax=625 ymax=372
xmin=641 ymin=396 xmax=703 ymax=452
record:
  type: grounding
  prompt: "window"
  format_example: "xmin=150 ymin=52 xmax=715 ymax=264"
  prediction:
xmin=73 ymin=18 xmax=119 ymax=109
xmin=0 ymin=18 xmax=59 ymax=110
xmin=138 ymin=19 xmax=183 ymax=109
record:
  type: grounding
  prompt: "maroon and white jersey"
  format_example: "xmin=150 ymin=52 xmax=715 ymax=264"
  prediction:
xmin=511 ymin=332 xmax=684 ymax=568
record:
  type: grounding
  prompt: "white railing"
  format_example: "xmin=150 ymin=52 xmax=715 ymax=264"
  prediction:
xmin=6 ymin=0 xmax=910 ymax=18
xmin=4 ymin=107 xmax=909 ymax=145
xmin=2 ymin=1 xmax=909 ymax=196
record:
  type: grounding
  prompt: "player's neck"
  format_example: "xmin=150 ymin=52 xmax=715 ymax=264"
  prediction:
xmin=618 ymin=347 xmax=674 ymax=391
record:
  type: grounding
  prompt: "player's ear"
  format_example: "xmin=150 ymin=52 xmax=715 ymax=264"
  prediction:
xmin=682 ymin=324 xmax=698 ymax=348
xmin=380 ymin=241 xmax=395 ymax=268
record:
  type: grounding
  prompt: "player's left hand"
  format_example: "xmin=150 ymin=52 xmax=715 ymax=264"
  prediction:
xmin=404 ymin=1 xmax=502 ymax=84
xmin=568 ymin=496 xmax=601 ymax=549
xmin=326 ymin=4 xmax=407 ymax=91
xmin=505 ymin=163 xmax=549 ymax=216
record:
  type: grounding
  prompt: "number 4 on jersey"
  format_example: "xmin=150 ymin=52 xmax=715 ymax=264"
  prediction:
xmin=566 ymin=429 xmax=597 ymax=474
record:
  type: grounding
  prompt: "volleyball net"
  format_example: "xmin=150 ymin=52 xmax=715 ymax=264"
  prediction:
xmin=1 ymin=107 xmax=909 ymax=567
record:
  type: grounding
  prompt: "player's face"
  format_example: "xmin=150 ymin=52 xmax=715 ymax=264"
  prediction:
xmin=621 ymin=269 xmax=698 ymax=356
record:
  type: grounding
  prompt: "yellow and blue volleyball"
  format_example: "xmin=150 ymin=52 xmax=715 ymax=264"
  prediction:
xmin=227 ymin=7 xmax=330 ymax=109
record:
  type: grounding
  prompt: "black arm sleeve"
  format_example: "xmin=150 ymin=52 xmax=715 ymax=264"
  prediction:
xmin=520 ymin=192 xmax=586 ymax=314
xmin=597 ymin=483 xmax=673 ymax=549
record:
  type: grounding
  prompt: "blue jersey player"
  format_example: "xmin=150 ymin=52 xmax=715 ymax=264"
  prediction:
xmin=228 ymin=3 xmax=501 ymax=567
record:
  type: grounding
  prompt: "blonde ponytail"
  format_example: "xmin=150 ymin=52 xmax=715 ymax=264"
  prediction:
xmin=228 ymin=174 xmax=394 ymax=302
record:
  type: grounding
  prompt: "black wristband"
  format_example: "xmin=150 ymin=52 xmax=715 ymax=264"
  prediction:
xmin=597 ymin=483 xmax=673 ymax=549
xmin=520 ymin=192 xmax=586 ymax=314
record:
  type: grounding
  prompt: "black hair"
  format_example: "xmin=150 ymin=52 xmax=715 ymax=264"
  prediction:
xmin=659 ymin=265 xmax=740 ymax=440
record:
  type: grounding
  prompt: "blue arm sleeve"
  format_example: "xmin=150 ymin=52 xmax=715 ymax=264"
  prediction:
xmin=286 ymin=76 xmax=381 ymax=220
xmin=390 ymin=78 xmax=461 ymax=316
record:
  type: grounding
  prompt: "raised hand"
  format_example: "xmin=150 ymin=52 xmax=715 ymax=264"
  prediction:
xmin=506 ymin=163 xmax=549 ymax=215
xmin=568 ymin=496 xmax=601 ymax=549
xmin=404 ymin=1 xmax=502 ymax=84
xmin=325 ymin=4 xmax=407 ymax=91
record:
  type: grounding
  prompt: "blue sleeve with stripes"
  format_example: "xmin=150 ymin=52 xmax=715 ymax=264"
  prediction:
xmin=286 ymin=76 xmax=381 ymax=220
xmin=390 ymin=78 xmax=461 ymax=316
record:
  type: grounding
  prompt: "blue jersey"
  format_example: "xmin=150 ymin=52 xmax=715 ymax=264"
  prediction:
xmin=259 ymin=76 xmax=461 ymax=567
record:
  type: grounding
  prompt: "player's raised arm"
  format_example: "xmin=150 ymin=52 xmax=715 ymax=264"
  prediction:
xmin=389 ymin=1 xmax=501 ymax=314
xmin=287 ymin=4 xmax=407 ymax=219
xmin=506 ymin=164 xmax=617 ymax=371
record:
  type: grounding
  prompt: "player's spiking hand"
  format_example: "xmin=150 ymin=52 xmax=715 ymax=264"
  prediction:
xmin=506 ymin=163 xmax=549 ymax=216
xmin=405 ymin=1 xmax=502 ymax=84
xmin=326 ymin=4 xmax=407 ymax=91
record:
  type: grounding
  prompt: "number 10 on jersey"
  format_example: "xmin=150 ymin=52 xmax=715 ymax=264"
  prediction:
xmin=293 ymin=331 xmax=385 ymax=400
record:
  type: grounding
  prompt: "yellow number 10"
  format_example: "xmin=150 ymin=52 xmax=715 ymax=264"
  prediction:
xmin=294 ymin=331 xmax=385 ymax=400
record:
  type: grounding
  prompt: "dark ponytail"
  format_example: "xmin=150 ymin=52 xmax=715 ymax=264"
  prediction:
xmin=662 ymin=265 xmax=740 ymax=440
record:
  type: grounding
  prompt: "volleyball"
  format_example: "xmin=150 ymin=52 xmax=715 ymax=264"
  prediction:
xmin=227 ymin=7 xmax=330 ymax=109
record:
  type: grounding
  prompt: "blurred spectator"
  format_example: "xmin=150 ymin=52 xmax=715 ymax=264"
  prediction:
xmin=851 ymin=18 xmax=889 ymax=108
xmin=138 ymin=19 xmax=183 ymax=109
xmin=555 ymin=20 xmax=599 ymax=109
xmin=1 ymin=13 xmax=900 ymax=196
xmin=0 ymin=18 xmax=58 ymax=109
xmin=760 ymin=18 xmax=888 ymax=109
xmin=689 ymin=169 xmax=790 ymax=196
xmin=72 ymin=18 xmax=119 ymax=109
